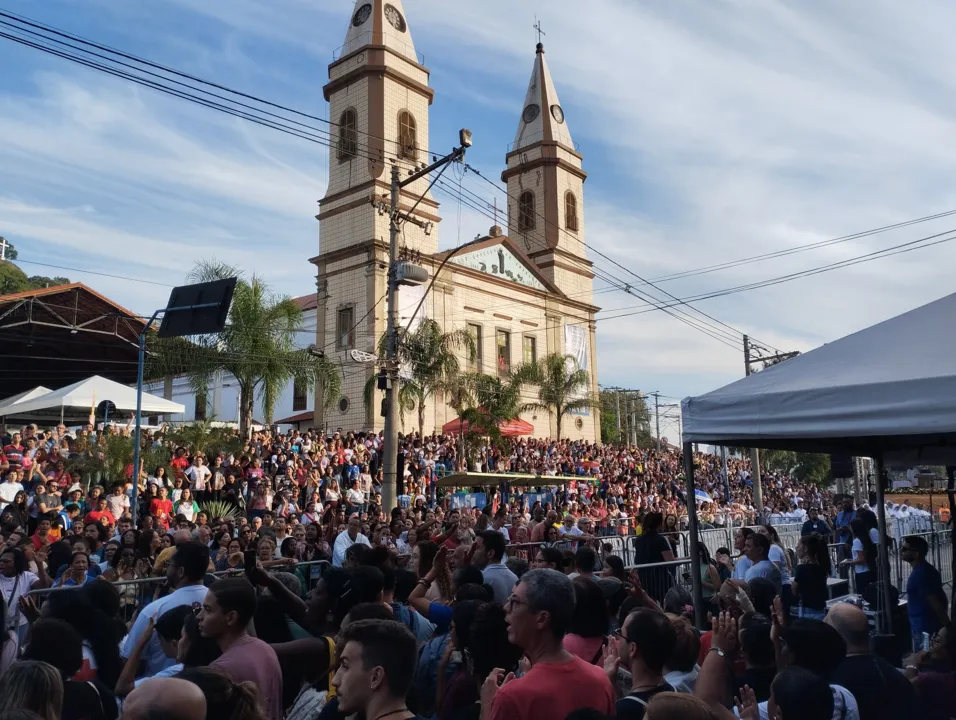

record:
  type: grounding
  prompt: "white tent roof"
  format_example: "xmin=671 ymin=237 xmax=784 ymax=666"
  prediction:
xmin=682 ymin=292 xmax=956 ymax=460
xmin=0 ymin=375 xmax=184 ymax=422
xmin=0 ymin=386 xmax=53 ymax=415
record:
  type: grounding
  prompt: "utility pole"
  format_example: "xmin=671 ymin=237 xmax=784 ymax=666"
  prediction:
xmin=721 ymin=445 xmax=730 ymax=502
xmin=743 ymin=335 xmax=763 ymax=519
xmin=381 ymin=131 xmax=472 ymax=511
xmin=654 ymin=392 xmax=661 ymax=451
xmin=615 ymin=389 xmax=622 ymax=443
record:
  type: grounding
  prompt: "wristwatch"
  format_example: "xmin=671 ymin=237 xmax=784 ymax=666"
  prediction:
xmin=709 ymin=647 xmax=727 ymax=659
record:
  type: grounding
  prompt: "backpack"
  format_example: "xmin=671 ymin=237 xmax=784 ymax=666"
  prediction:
xmin=414 ymin=634 xmax=456 ymax=719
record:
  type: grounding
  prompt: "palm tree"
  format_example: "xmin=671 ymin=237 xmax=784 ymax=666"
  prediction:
xmin=363 ymin=318 xmax=475 ymax=436
xmin=147 ymin=261 xmax=341 ymax=439
xmin=166 ymin=418 xmax=243 ymax=459
xmin=517 ymin=353 xmax=597 ymax=440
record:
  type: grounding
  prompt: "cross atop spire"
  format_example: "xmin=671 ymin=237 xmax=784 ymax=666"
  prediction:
xmin=511 ymin=39 xmax=574 ymax=153
xmin=533 ymin=17 xmax=546 ymax=46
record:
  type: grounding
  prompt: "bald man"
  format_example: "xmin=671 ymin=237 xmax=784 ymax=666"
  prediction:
xmin=154 ymin=529 xmax=197 ymax=573
xmin=124 ymin=678 xmax=206 ymax=720
xmin=828 ymin=603 xmax=920 ymax=720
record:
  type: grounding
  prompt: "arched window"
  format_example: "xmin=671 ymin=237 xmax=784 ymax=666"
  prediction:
xmin=565 ymin=192 xmax=578 ymax=232
xmin=337 ymin=108 xmax=357 ymax=160
xmin=398 ymin=111 xmax=417 ymax=159
xmin=518 ymin=191 xmax=536 ymax=232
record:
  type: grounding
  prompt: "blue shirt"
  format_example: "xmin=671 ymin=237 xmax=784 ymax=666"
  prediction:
xmin=836 ymin=510 xmax=856 ymax=542
xmin=481 ymin=563 xmax=518 ymax=605
xmin=906 ymin=562 xmax=944 ymax=635
xmin=745 ymin=559 xmax=782 ymax=595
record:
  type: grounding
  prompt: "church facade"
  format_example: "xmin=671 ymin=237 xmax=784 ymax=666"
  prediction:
xmin=312 ymin=0 xmax=600 ymax=441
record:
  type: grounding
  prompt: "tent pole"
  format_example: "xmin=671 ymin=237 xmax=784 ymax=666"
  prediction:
xmin=684 ymin=442 xmax=706 ymax=629
xmin=874 ymin=454 xmax=894 ymax=634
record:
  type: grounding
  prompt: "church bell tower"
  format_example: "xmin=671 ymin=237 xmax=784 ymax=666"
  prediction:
xmin=313 ymin=0 xmax=440 ymax=431
xmin=503 ymin=43 xmax=593 ymax=304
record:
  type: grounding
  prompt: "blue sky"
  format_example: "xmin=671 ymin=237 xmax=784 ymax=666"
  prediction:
xmin=4 ymin=0 xmax=956 ymax=442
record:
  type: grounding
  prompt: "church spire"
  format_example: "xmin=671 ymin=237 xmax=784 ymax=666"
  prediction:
xmin=512 ymin=42 xmax=574 ymax=152
xmin=341 ymin=0 xmax=418 ymax=62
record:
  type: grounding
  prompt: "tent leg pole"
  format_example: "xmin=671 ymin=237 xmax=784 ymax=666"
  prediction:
xmin=131 ymin=310 xmax=160 ymax=526
xmin=874 ymin=455 xmax=894 ymax=634
xmin=684 ymin=442 xmax=706 ymax=630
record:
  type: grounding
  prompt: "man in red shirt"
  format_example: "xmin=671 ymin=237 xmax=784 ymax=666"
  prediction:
xmin=484 ymin=569 xmax=615 ymax=719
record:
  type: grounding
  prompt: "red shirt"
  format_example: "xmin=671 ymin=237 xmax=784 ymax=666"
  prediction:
xmin=86 ymin=510 xmax=115 ymax=526
xmin=489 ymin=655 xmax=614 ymax=720
xmin=149 ymin=498 xmax=174 ymax=529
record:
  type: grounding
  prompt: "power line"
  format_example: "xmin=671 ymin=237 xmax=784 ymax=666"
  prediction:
xmin=0 ymin=9 xmax=440 ymax=159
xmin=0 ymin=10 xmax=758 ymax=353
xmin=592 ymin=227 xmax=956 ymax=323
xmin=643 ymin=207 xmax=956 ymax=286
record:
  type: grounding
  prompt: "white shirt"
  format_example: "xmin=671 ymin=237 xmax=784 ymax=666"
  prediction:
xmin=0 ymin=571 xmax=38 ymax=628
xmin=0 ymin=482 xmax=23 ymax=509
xmin=185 ymin=464 xmax=212 ymax=491
xmin=122 ymin=584 xmax=209 ymax=676
xmin=332 ymin=530 xmax=371 ymax=567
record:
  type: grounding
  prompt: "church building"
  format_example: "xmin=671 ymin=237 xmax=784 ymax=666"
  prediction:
xmin=311 ymin=0 xmax=600 ymax=441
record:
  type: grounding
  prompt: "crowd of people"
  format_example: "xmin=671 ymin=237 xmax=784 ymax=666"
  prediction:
xmin=0 ymin=421 xmax=950 ymax=720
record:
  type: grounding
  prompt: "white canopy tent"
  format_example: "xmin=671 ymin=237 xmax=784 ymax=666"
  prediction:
xmin=682 ymin=291 xmax=956 ymax=461
xmin=680 ymin=292 xmax=956 ymax=632
xmin=0 ymin=375 xmax=184 ymax=423
xmin=0 ymin=386 xmax=53 ymax=415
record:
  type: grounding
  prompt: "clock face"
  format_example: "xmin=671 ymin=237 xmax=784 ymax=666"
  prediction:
xmin=522 ymin=104 xmax=540 ymax=124
xmin=551 ymin=104 xmax=565 ymax=124
xmin=352 ymin=3 xmax=372 ymax=26
xmin=384 ymin=3 xmax=407 ymax=32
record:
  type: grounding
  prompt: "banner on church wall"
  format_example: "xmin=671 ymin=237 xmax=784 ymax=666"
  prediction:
xmin=564 ymin=324 xmax=590 ymax=416
xmin=397 ymin=285 xmax=427 ymax=380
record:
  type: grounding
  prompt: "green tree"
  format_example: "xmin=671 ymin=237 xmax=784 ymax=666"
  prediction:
xmin=516 ymin=353 xmax=598 ymax=440
xmin=794 ymin=452 xmax=831 ymax=486
xmin=363 ymin=318 xmax=475 ymax=437
xmin=0 ymin=261 xmax=31 ymax=295
xmin=147 ymin=261 xmax=340 ymax=439
xmin=599 ymin=390 xmax=652 ymax=445
xmin=27 ymin=275 xmax=71 ymax=289
xmin=166 ymin=418 xmax=243 ymax=459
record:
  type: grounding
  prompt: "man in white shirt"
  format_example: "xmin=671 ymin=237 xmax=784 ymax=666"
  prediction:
xmin=122 ymin=542 xmax=211 ymax=676
xmin=332 ymin=514 xmax=371 ymax=567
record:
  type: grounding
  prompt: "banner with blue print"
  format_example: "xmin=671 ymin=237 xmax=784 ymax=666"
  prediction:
xmin=449 ymin=492 xmax=487 ymax=510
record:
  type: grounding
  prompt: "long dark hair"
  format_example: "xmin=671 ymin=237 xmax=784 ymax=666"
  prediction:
xmin=799 ymin=535 xmax=831 ymax=576
xmin=43 ymin=587 xmax=122 ymax=688
xmin=849 ymin=519 xmax=877 ymax=573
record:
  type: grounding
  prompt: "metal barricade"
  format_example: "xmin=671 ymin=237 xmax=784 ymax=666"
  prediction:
xmin=505 ymin=542 xmax=546 ymax=562
xmin=623 ymin=558 xmax=695 ymax=605
xmin=599 ymin=535 xmax=633 ymax=566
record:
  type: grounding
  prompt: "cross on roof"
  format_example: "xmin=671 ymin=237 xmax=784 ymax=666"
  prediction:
xmin=534 ymin=17 xmax=546 ymax=45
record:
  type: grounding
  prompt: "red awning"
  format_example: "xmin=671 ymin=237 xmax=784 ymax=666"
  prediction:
xmin=441 ymin=416 xmax=534 ymax=438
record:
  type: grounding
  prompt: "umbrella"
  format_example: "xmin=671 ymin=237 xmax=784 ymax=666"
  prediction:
xmin=441 ymin=415 xmax=534 ymax=438
xmin=695 ymin=489 xmax=714 ymax=504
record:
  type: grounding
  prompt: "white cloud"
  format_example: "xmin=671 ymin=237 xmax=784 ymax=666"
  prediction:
xmin=5 ymin=0 xmax=956 ymax=403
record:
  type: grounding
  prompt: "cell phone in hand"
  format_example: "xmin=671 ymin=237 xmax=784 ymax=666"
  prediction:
xmin=244 ymin=550 xmax=257 ymax=569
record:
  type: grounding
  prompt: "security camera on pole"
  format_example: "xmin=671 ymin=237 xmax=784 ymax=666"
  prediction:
xmin=381 ymin=130 xmax=473 ymax=511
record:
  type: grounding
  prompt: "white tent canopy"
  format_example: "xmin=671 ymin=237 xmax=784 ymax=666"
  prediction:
xmin=0 ymin=375 xmax=184 ymax=423
xmin=0 ymin=386 xmax=53 ymax=415
xmin=681 ymin=292 xmax=956 ymax=461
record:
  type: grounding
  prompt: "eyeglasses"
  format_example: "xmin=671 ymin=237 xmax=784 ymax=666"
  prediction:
xmin=505 ymin=595 xmax=528 ymax=610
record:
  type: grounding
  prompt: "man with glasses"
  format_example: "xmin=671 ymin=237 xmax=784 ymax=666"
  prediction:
xmin=605 ymin=607 xmax=678 ymax=719
xmin=484 ymin=568 xmax=614 ymax=720
xmin=901 ymin=535 xmax=950 ymax=653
